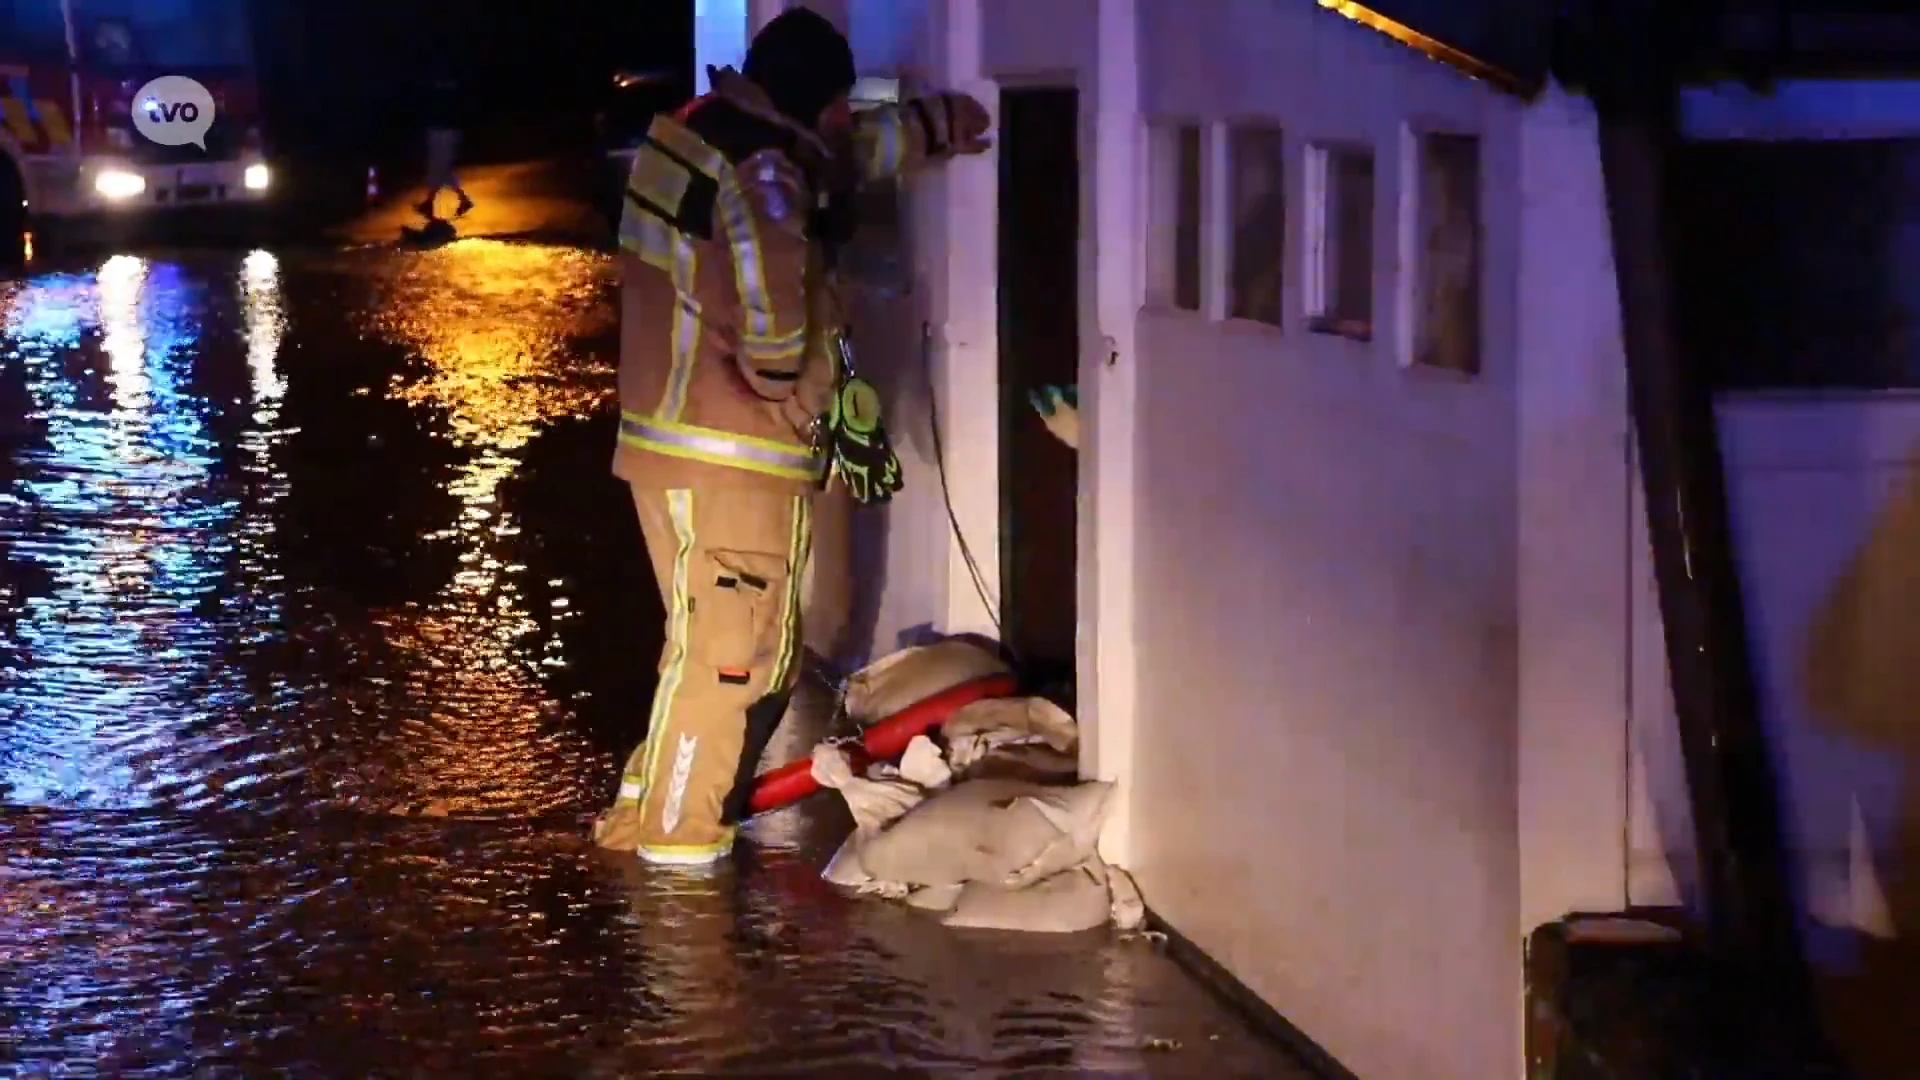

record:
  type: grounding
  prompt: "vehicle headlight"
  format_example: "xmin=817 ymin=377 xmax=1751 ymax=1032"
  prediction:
xmin=93 ymin=169 xmax=146 ymax=199
xmin=243 ymin=164 xmax=270 ymax=190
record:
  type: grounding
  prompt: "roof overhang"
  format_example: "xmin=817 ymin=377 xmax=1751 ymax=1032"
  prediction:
xmin=1318 ymin=1 xmax=1920 ymax=100
xmin=1314 ymin=0 xmax=1546 ymax=97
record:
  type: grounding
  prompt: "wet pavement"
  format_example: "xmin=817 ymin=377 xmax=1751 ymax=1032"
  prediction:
xmin=0 ymin=221 xmax=1309 ymax=1076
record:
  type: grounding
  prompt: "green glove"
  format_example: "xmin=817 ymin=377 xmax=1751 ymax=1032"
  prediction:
xmin=1027 ymin=383 xmax=1081 ymax=451
xmin=827 ymin=375 xmax=904 ymax=504
xmin=1027 ymin=383 xmax=1078 ymax=415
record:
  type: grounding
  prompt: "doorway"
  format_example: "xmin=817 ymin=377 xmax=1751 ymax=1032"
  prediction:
xmin=996 ymin=85 xmax=1080 ymax=700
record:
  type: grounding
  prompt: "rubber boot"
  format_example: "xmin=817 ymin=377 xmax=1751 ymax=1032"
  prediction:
xmin=720 ymin=690 xmax=793 ymax=825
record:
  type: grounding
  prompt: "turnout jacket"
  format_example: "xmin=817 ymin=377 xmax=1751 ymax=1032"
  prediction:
xmin=614 ymin=68 xmax=972 ymax=492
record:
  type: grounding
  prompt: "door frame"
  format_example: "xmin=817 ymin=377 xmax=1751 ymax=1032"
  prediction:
xmin=930 ymin=0 xmax=1144 ymax=864
xmin=1079 ymin=0 xmax=1144 ymax=865
xmin=994 ymin=78 xmax=1082 ymax=678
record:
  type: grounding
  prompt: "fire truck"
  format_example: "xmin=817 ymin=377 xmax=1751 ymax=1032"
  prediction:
xmin=0 ymin=0 xmax=270 ymax=260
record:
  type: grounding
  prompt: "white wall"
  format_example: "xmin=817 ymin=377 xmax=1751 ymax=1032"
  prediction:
xmin=791 ymin=0 xmax=962 ymax=667
xmin=1128 ymin=3 xmax=1526 ymax=1078
xmin=1514 ymin=88 xmax=1636 ymax=933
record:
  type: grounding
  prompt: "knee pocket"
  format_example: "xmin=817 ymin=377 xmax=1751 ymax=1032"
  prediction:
xmin=692 ymin=549 xmax=791 ymax=687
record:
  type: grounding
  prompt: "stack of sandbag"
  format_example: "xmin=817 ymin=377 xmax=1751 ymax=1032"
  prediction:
xmin=838 ymin=635 xmax=1015 ymax=721
xmin=811 ymin=643 xmax=1145 ymax=933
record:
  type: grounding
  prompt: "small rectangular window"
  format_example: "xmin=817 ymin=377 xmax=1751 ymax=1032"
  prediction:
xmin=1147 ymin=122 xmax=1204 ymax=312
xmin=1304 ymin=143 xmax=1375 ymax=341
xmin=1227 ymin=124 xmax=1285 ymax=326
xmin=1409 ymin=132 xmax=1483 ymax=375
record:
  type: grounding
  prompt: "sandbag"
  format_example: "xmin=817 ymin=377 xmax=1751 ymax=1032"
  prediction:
xmin=906 ymin=883 xmax=965 ymax=912
xmin=842 ymin=638 xmax=1012 ymax=724
xmin=854 ymin=778 xmax=1115 ymax=889
xmin=810 ymin=692 xmax=1144 ymax=935
xmin=811 ymin=735 xmax=950 ymax=832
xmin=942 ymin=867 xmax=1112 ymax=933
xmin=941 ymin=696 xmax=1078 ymax=774
xmin=815 ymin=736 xmax=950 ymax=893
xmin=959 ymin=743 xmax=1081 ymax=785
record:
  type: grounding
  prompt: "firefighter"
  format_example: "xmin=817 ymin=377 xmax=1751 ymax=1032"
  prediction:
xmin=594 ymin=7 xmax=993 ymax=865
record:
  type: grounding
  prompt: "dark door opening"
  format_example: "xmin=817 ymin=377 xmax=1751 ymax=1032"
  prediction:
xmin=996 ymin=85 xmax=1080 ymax=700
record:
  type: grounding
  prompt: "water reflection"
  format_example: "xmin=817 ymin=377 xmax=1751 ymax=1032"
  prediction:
xmin=358 ymin=239 xmax=616 ymax=814
xmin=0 ymin=254 xmax=248 ymax=808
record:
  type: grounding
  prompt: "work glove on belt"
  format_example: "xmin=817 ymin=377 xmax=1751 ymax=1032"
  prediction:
xmin=826 ymin=374 xmax=903 ymax=504
xmin=814 ymin=331 xmax=903 ymax=504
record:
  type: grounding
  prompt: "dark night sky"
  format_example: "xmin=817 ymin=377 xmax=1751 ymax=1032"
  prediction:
xmin=250 ymin=0 xmax=693 ymax=157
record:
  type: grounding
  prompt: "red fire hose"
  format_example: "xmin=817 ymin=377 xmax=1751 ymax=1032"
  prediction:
xmin=747 ymin=672 xmax=1020 ymax=817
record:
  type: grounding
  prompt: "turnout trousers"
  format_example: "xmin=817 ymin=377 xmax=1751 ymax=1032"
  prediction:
xmin=593 ymin=485 xmax=813 ymax=864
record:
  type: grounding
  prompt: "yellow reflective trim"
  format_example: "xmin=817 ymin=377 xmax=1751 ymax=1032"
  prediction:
xmin=638 ymin=828 xmax=737 ymax=862
xmin=614 ymin=751 xmax=648 ymax=804
xmin=618 ymin=412 xmax=827 ymax=483
xmin=628 ymin=141 xmax=695 ymax=217
xmin=768 ymin=495 xmax=811 ymax=690
xmin=659 ymin=237 xmax=700 ymax=421
xmin=619 ymin=204 xmax=675 ymax=266
xmin=645 ymin=114 xmax=726 ymax=176
xmin=715 ymin=168 xmax=782 ymax=347
xmin=0 ymin=98 xmax=35 ymax=147
xmin=36 ymin=101 xmax=70 ymax=148
xmin=856 ymin=108 xmax=906 ymax=182
xmin=629 ymin=411 xmax=802 ymax=453
xmin=741 ymin=326 xmax=807 ymax=365
xmin=619 ymin=437 xmax=821 ymax=483
xmin=638 ymin=490 xmax=697 ymax=826
xmin=623 ymin=413 xmax=814 ymax=456
xmin=620 ymin=212 xmax=702 ymax=422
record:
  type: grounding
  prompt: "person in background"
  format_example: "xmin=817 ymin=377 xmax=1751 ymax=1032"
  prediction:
xmin=592 ymin=7 xmax=992 ymax=866
xmin=416 ymin=70 xmax=474 ymax=219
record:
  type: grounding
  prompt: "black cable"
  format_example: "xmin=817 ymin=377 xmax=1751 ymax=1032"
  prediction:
xmin=919 ymin=321 xmax=1007 ymax=653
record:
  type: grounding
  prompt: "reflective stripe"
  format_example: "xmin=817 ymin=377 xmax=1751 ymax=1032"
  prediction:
xmin=659 ymin=731 xmax=699 ymax=835
xmin=856 ymin=108 xmax=907 ymax=182
xmin=649 ymin=113 xmax=727 ymax=176
xmin=637 ymin=490 xmax=697 ymax=826
xmin=619 ymin=206 xmax=676 ymax=265
xmin=613 ymin=748 xmax=648 ymax=803
xmin=716 ymin=169 xmax=803 ymax=363
xmin=660 ymin=240 xmax=701 ymax=421
xmin=0 ymin=94 xmax=36 ymax=149
xmin=619 ymin=412 xmax=827 ymax=482
xmin=768 ymin=496 xmax=812 ymax=691
xmin=620 ymin=183 xmax=704 ymax=422
xmin=638 ymin=827 xmax=736 ymax=865
xmin=741 ymin=326 xmax=807 ymax=366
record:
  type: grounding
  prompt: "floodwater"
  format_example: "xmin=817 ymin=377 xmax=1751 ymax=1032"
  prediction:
xmin=0 ymin=242 xmax=1307 ymax=1077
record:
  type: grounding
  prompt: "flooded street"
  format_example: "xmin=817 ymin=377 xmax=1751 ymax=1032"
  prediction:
xmin=0 ymin=240 xmax=1303 ymax=1076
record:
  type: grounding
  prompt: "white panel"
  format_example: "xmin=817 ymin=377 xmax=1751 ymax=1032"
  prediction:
xmin=1125 ymin=2 xmax=1528 ymax=1077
